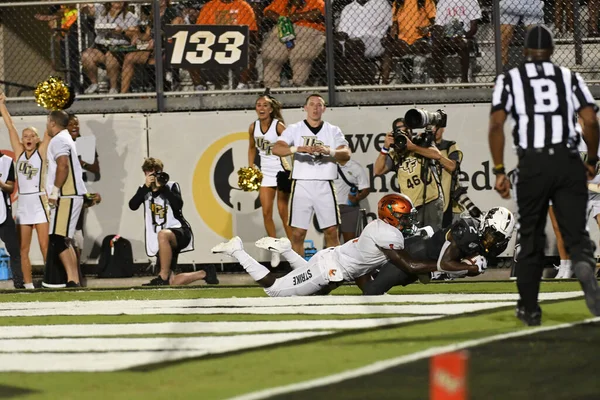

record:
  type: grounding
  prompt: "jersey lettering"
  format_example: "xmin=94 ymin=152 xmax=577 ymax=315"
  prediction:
xmin=301 ymin=136 xmax=324 ymax=147
xmin=17 ymin=161 xmax=39 ymax=180
xmin=292 ymin=269 xmax=313 ymax=285
xmin=150 ymin=203 xmax=167 ymax=220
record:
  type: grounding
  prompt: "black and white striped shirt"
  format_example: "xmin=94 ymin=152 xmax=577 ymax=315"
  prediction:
xmin=491 ymin=61 xmax=598 ymax=149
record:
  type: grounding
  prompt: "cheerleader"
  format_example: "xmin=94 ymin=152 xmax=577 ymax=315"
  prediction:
xmin=0 ymin=94 xmax=50 ymax=289
xmin=247 ymin=93 xmax=292 ymax=267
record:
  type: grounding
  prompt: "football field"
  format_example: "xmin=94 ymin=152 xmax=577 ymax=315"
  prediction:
xmin=0 ymin=281 xmax=597 ymax=399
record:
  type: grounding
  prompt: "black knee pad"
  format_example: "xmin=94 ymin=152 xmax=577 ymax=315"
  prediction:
xmin=49 ymin=234 xmax=70 ymax=254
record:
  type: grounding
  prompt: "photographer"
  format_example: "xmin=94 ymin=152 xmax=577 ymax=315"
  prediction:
xmin=374 ymin=113 xmax=447 ymax=232
xmin=129 ymin=157 xmax=218 ymax=286
xmin=432 ymin=125 xmax=466 ymax=228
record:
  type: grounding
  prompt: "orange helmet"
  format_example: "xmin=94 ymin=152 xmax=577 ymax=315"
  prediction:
xmin=378 ymin=194 xmax=417 ymax=234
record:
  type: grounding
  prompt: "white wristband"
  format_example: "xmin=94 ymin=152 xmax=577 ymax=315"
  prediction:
xmin=329 ymin=147 xmax=336 ymax=157
xmin=49 ymin=186 xmax=60 ymax=201
xmin=289 ymin=146 xmax=297 ymax=154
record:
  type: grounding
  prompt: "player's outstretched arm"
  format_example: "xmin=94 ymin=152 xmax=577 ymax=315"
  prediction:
xmin=380 ymin=248 xmax=436 ymax=274
xmin=438 ymin=240 xmax=481 ymax=275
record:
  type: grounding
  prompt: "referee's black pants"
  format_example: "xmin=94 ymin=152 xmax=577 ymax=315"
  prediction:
xmin=515 ymin=146 xmax=596 ymax=312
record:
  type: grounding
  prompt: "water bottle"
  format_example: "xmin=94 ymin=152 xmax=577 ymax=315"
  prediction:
xmin=347 ymin=186 xmax=358 ymax=206
xmin=303 ymin=240 xmax=317 ymax=261
xmin=0 ymin=248 xmax=10 ymax=281
xmin=277 ymin=16 xmax=296 ymax=49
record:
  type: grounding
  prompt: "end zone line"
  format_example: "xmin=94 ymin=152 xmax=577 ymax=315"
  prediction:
xmin=228 ymin=316 xmax=600 ymax=400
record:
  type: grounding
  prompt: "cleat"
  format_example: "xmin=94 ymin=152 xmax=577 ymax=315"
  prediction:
xmin=573 ymin=261 xmax=600 ymax=316
xmin=142 ymin=276 xmax=170 ymax=286
xmin=555 ymin=264 xmax=573 ymax=279
xmin=515 ymin=300 xmax=542 ymax=326
xmin=211 ymin=236 xmax=243 ymax=256
xmin=271 ymin=252 xmax=281 ymax=268
xmin=255 ymin=237 xmax=291 ymax=254
xmin=202 ymin=264 xmax=220 ymax=285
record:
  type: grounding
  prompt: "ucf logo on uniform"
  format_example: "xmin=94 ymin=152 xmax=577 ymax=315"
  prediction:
xmin=255 ymin=138 xmax=274 ymax=155
xmin=150 ymin=203 xmax=167 ymax=222
xmin=17 ymin=162 xmax=39 ymax=180
xmin=302 ymin=136 xmax=324 ymax=147
xmin=399 ymin=157 xmax=418 ymax=174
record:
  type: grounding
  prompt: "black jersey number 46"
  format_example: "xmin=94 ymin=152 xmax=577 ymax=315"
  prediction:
xmin=165 ymin=25 xmax=249 ymax=69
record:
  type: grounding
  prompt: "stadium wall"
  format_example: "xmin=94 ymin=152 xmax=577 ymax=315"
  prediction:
xmin=0 ymin=104 xmax=593 ymax=266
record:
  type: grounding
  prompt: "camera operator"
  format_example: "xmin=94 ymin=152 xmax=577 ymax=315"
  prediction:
xmin=129 ymin=157 xmax=218 ymax=286
xmin=374 ymin=117 xmax=444 ymax=231
xmin=432 ymin=125 xmax=466 ymax=228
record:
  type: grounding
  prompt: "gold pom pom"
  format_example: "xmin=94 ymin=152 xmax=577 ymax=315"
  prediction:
xmin=237 ymin=167 xmax=263 ymax=192
xmin=34 ymin=76 xmax=75 ymax=110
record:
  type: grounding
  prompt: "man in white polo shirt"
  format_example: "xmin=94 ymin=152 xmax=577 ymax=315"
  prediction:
xmin=273 ymin=94 xmax=352 ymax=256
xmin=336 ymin=0 xmax=392 ymax=85
xmin=43 ymin=110 xmax=87 ymax=288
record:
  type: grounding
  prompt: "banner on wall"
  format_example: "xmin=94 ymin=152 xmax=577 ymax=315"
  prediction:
xmin=1 ymin=104 xmax=596 ymax=265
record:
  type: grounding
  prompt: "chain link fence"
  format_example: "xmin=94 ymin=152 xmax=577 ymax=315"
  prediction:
xmin=0 ymin=0 xmax=599 ymax=113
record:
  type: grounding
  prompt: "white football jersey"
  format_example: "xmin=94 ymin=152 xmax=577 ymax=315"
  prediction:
xmin=46 ymin=130 xmax=87 ymax=197
xmin=333 ymin=219 xmax=404 ymax=281
xmin=254 ymin=119 xmax=284 ymax=178
xmin=279 ymin=120 xmax=349 ymax=180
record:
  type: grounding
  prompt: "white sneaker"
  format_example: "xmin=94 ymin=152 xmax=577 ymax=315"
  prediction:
xmin=554 ymin=264 xmax=563 ymax=279
xmin=84 ymin=83 xmax=98 ymax=94
xmin=556 ymin=264 xmax=573 ymax=279
xmin=108 ymin=88 xmax=118 ymax=95
xmin=271 ymin=252 xmax=281 ymax=268
xmin=255 ymin=237 xmax=291 ymax=254
xmin=211 ymin=236 xmax=243 ymax=256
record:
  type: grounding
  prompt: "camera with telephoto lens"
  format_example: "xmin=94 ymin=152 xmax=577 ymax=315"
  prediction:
xmin=152 ymin=171 xmax=170 ymax=186
xmin=404 ymin=109 xmax=448 ymax=130
xmin=452 ymin=184 xmax=482 ymax=219
xmin=391 ymin=118 xmax=409 ymax=153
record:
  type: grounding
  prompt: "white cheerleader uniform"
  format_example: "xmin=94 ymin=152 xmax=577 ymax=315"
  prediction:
xmin=253 ymin=119 xmax=284 ymax=187
xmin=15 ymin=150 xmax=49 ymax=225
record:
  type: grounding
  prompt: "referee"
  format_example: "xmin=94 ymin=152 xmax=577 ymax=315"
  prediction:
xmin=488 ymin=25 xmax=600 ymax=326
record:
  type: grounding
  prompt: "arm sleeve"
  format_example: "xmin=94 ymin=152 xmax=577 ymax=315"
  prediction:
xmin=51 ymin=136 xmax=71 ymax=159
xmin=334 ymin=127 xmax=350 ymax=148
xmin=279 ymin=126 xmax=295 ymax=145
xmin=160 ymin=182 xmax=183 ymax=213
xmin=490 ymin=73 xmax=513 ymax=114
xmin=355 ymin=164 xmax=370 ymax=190
xmin=129 ymin=185 xmax=150 ymax=211
xmin=572 ymin=72 xmax=599 ymax=112
xmin=6 ymin=163 xmax=15 ymax=183
xmin=375 ymin=227 xmax=405 ymax=250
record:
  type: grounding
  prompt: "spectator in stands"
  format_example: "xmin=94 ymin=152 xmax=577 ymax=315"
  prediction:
xmin=261 ymin=0 xmax=326 ymax=88
xmin=181 ymin=1 xmax=202 ymax=24
xmin=35 ymin=5 xmax=81 ymax=93
xmin=193 ymin=0 xmax=258 ymax=90
xmin=554 ymin=0 xmax=573 ymax=39
xmin=430 ymin=0 xmax=480 ymax=83
xmin=499 ymin=0 xmax=543 ymax=67
xmin=120 ymin=0 xmax=184 ymax=93
xmin=334 ymin=159 xmax=370 ymax=242
xmin=335 ymin=0 xmax=392 ymax=85
xmin=381 ymin=0 xmax=436 ymax=85
xmin=589 ymin=0 xmax=600 ymax=37
xmin=81 ymin=2 xmax=139 ymax=94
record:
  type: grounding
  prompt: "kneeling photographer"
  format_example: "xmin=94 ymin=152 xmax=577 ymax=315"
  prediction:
xmin=374 ymin=109 xmax=451 ymax=232
xmin=129 ymin=157 xmax=218 ymax=286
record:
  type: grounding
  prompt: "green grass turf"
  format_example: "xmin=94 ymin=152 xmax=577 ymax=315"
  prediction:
xmin=0 ymin=281 xmax=584 ymax=302
xmin=0 ymin=299 xmax=592 ymax=400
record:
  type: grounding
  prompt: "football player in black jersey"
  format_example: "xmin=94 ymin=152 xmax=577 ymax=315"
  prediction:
xmin=362 ymin=207 xmax=516 ymax=295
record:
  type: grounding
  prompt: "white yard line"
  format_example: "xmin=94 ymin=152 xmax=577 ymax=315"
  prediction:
xmin=0 ymin=332 xmax=331 ymax=372
xmin=0 ymin=302 xmax=516 ymax=317
xmin=228 ymin=317 xmax=600 ymax=400
xmin=0 ymin=292 xmax=582 ymax=311
xmin=0 ymin=317 xmax=440 ymax=338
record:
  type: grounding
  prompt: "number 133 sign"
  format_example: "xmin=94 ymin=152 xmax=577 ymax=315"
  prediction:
xmin=165 ymin=25 xmax=249 ymax=69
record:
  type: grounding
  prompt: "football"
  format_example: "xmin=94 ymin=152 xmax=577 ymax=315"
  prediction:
xmin=460 ymin=256 xmax=478 ymax=265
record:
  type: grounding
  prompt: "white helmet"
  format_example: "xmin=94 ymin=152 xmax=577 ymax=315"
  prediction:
xmin=479 ymin=207 xmax=516 ymax=256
